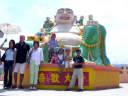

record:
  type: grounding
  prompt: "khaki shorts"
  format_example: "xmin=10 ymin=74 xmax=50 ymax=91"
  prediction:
xmin=13 ymin=63 xmax=26 ymax=74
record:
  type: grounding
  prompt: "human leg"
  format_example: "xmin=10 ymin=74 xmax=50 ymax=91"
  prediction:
xmin=33 ymin=64 xmax=39 ymax=89
xmin=7 ymin=61 xmax=13 ymax=88
xmin=68 ymin=69 xmax=77 ymax=89
xmin=30 ymin=61 xmax=35 ymax=87
xmin=19 ymin=63 xmax=26 ymax=88
xmin=4 ymin=62 xmax=8 ymax=88
xmin=77 ymin=69 xmax=83 ymax=90
xmin=19 ymin=74 xmax=24 ymax=88
xmin=13 ymin=63 xmax=20 ymax=88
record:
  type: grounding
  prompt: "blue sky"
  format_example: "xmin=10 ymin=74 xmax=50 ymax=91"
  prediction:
xmin=0 ymin=0 xmax=128 ymax=64
xmin=0 ymin=0 xmax=63 ymax=34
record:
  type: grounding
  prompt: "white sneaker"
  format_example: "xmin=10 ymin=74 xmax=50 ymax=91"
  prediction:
xmin=29 ymin=86 xmax=33 ymax=90
xmin=32 ymin=87 xmax=37 ymax=90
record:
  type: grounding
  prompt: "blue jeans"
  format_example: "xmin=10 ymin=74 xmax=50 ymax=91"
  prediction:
xmin=4 ymin=60 xmax=13 ymax=87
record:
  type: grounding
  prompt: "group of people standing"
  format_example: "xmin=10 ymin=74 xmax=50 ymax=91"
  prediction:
xmin=0 ymin=33 xmax=85 ymax=91
xmin=0 ymin=35 xmax=43 ymax=90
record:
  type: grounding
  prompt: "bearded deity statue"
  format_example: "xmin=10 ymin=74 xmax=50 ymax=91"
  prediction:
xmin=51 ymin=8 xmax=82 ymax=47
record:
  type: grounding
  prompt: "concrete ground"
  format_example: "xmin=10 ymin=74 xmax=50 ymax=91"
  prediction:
xmin=0 ymin=81 xmax=128 ymax=96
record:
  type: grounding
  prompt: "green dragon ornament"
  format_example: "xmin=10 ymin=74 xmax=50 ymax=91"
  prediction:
xmin=80 ymin=20 xmax=110 ymax=65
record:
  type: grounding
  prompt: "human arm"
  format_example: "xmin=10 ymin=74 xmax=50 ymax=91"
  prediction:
xmin=76 ymin=60 xmax=84 ymax=65
xmin=26 ymin=48 xmax=33 ymax=64
xmin=13 ymin=49 xmax=17 ymax=64
xmin=26 ymin=44 xmax=31 ymax=63
xmin=0 ymin=39 xmax=7 ymax=51
xmin=40 ymin=48 xmax=44 ymax=65
xmin=49 ymin=57 xmax=54 ymax=64
xmin=13 ymin=48 xmax=17 ymax=69
xmin=73 ymin=56 xmax=84 ymax=66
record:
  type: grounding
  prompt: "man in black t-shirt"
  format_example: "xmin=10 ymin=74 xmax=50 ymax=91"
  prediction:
xmin=13 ymin=35 xmax=30 ymax=89
xmin=66 ymin=49 xmax=84 ymax=91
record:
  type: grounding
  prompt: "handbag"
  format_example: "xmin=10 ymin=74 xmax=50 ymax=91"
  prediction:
xmin=1 ymin=53 xmax=6 ymax=62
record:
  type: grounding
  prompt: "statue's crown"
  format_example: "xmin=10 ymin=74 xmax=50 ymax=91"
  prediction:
xmin=86 ymin=15 xmax=98 ymax=26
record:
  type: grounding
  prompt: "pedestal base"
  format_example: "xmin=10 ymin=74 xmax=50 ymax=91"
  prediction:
xmin=37 ymin=64 xmax=120 ymax=90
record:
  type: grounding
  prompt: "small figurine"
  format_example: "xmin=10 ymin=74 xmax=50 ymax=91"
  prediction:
xmin=63 ymin=48 xmax=73 ymax=68
xmin=50 ymin=52 xmax=59 ymax=64
xmin=76 ymin=16 xmax=84 ymax=26
xmin=86 ymin=14 xmax=98 ymax=26
xmin=43 ymin=17 xmax=54 ymax=29
xmin=58 ymin=48 xmax=65 ymax=67
xmin=48 ymin=33 xmax=58 ymax=62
